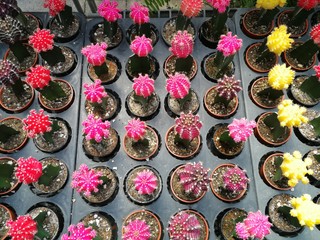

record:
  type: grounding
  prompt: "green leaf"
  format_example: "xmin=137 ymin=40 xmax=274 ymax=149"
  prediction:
xmin=0 ymin=163 xmax=15 ymax=191
xmin=38 ymin=164 xmax=60 ymax=186
xmin=314 ymin=154 xmax=320 ymax=163
xmin=274 ymin=156 xmax=283 ymax=167
xmin=309 ymin=116 xmax=320 ymax=138
xmin=0 ymin=124 xmax=19 ymax=143
xmin=278 ymin=206 xmax=301 ymax=228
xmin=263 ymin=113 xmax=285 ymax=140
xmin=34 ymin=212 xmax=51 ymax=239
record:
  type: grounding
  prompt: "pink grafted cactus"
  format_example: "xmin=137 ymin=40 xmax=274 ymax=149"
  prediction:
xmin=228 ymin=118 xmax=256 ymax=143
xmin=129 ymin=2 xmax=149 ymax=25
xmin=314 ymin=64 xmax=320 ymax=78
xmin=82 ymin=114 xmax=110 ymax=142
xmin=43 ymin=0 xmax=66 ymax=16
xmin=6 ymin=215 xmax=38 ymax=240
xmin=84 ymin=79 xmax=107 ymax=103
xmin=206 ymin=0 xmax=231 ymax=13
xmin=311 ymin=23 xmax=320 ymax=45
xmin=98 ymin=0 xmax=122 ymax=22
xmin=130 ymin=35 xmax=153 ymax=57
xmin=81 ymin=42 xmax=108 ymax=66
xmin=235 ymin=222 xmax=250 ymax=240
xmin=216 ymin=75 xmax=242 ymax=101
xmin=29 ymin=28 xmax=54 ymax=52
xmin=175 ymin=112 xmax=203 ymax=141
xmin=123 ymin=219 xmax=151 ymax=240
xmin=223 ymin=166 xmax=248 ymax=192
xmin=0 ymin=60 xmax=19 ymax=87
xmin=170 ymin=30 xmax=194 ymax=58
xmin=25 ymin=65 xmax=51 ymax=89
xmin=297 ymin=0 xmax=318 ymax=10
xmin=166 ymin=73 xmax=191 ymax=99
xmin=61 ymin=222 xmax=96 ymax=240
xmin=16 ymin=156 xmax=42 ymax=184
xmin=134 ymin=169 xmax=158 ymax=195
xmin=125 ymin=118 xmax=147 ymax=141
xmin=132 ymin=74 xmax=155 ymax=98
xmin=71 ymin=164 xmax=103 ymax=197
xmin=168 ymin=211 xmax=201 ymax=240
xmin=23 ymin=109 xmax=52 ymax=138
xmin=180 ymin=0 xmax=203 ymax=18
xmin=217 ymin=32 xmax=243 ymax=57
xmin=179 ymin=162 xmax=210 ymax=197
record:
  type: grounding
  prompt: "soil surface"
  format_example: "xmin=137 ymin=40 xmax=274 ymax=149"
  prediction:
xmin=88 ymin=57 xmax=119 ymax=83
xmin=203 ymin=53 xmax=234 ymax=80
xmin=162 ymin=17 xmax=195 ymax=45
xmin=0 ymin=118 xmax=27 ymax=152
xmin=245 ymin=43 xmax=277 ymax=72
xmin=90 ymin=22 xmax=123 ymax=48
xmin=205 ymin=87 xmax=237 ymax=116
xmin=220 ymin=208 xmax=247 ymax=240
xmin=278 ymin=10 xmax=307 ymax=37
xmin=242 ymin=9 xmax=273 ymax=36
xmin=49 ymin=14 xmax=80 ymax=41
xmin=298 ymin=109 xmax=320 ymax=144
xmin=164 ymin=55 xmax=197 ymax=80
xmin=126 ymin=91 xmax=160 ymax=118
xmin=0 ymin=205 xmax=12 ymax=239
xmin=285 ymin=43 xmax=315 ymax=70
xmin=166 ymin=89 xmax=199 ymax=117
xmin=306 ymin=148 xmax=320 ymax=181
xmin=128 ymin=24 xmax=158 ymax=46
xmin=291 ymin=76 xmax=320 ymax=106
xmin=6 ymin=44 xmax=37 ymax=72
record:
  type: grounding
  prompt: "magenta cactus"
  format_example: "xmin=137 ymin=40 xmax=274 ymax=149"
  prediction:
xmin=206 ymin=0 xmax=231 ymax=13
xmin=82 ymin=42 xmax=108 ymax=66
xmin=98 ymin=0 xmax=122 ymax=22
xmin=216 ymin=75 xmax=242 ymax=101
xmin=223 ymin=166 xmax=248 ymax=192
xmin=43 ymin=0 xmax=66 ymax=17
xmin=314 ymin=64 xmax=320 ymax=78
xmin=134 ymin=169 xmax=158 ymax=195
xmin=28 ymin=28 xmax=54 ymax=53
xmin=23 ymin=109 xmax=52 ymax=138
xmin=84 ymin=79 xmax=107 ymax=103
xmin=170 ymin=31 xmax=194 ymax=58
xmin=168 ymin=211 xmax=201 ymax=240
xmin=82 ymin=114 xmax=110 ymax=143
xmin=175 ymin=112 xmax=202 ymax=141
xmin=228 ymin=118 xmax=256 ymax=143
xmin=235 ymin=222 xmax=250 ymax=240
xmin=125 ymin=118 xmax=147 ymax=141
xmin=6 ymin=215 xmax=38 ymax=240
xmin=123 ymin=219 xmax=151 ymax=240
xmin=179 ymin=162 xmax=211 ymax=197
xmin=15 ymin=156 xmax=42 ymax=184
xmin=166 ymin=73 xmax=191 ymax=99
xmin=217 ymin=32 xmax=242 ymax=57
xmin=132 ymin=74 xmax=155 ymax=98
xmin=130 ymin=35 xmax=153 ymax=57
xmin=25 ymin=65 xmax=51 ymax=89
xmin=129 ymin=2 xmax=149 ymax=25
xmin=71 ymin=164 xmax=103 ymax=197
xmin=61 ymin=222 xmax=96 ymax=240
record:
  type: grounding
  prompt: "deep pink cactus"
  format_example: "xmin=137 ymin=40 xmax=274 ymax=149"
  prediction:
xmin=310 ymin=23 xmax=320 ymax=45
xmin=25 ymin=65 xmax=51 ymax=89
xmin=130 ymin=35 xmax=153 ymax=57
xmin=97 ymin=0 xmax=122 ymax=22
xmin=168 ymin=211 xmax=201 ymax=240
xmin=134 ymin=169 xmax=158 ymax=195
xmin=216 ymin=75 xmax=242 ymax=101
xmin=61 ymin=222 xmax=96 ymax=240
xmin=223 ymin=166 xmax=248 ymax=192
xmin=23 ymin=109 xmax=52 ymax=138
xmin=206 ymin=0 xmax=231 ymax=13
xmin=29 ymin=28 xmax=54 ymax=52
xmin=175 ymin=112 xmax=203 ymax=141
xmin=170 ymin=30 xmax=194 ymax=58
xmin=129 ymin=2 xmax=149 ymax=25
xmin=314 ymin=64 xmax=320 ymax=78
xmin=243 ymin=210 xmax=272 ymax=239
xmin=82 ymin=42 xmax=108 ymax=66
xmin=125 ymin=118 xmax=147 ymax=141
xmin=82 ymin=114 xmax=110 ymax=142
xmin=84 ymin=79 xmax=107 ymax=103
xmin=43 ymin=0 xmax=66 ymax=16
xmin=166 ymin=73 xmax=191 ymax=99
xmin=217 ymin=32 xmax=243 ymax=57
xmin=297 ymin=0 xmax=318 ymax=10
xmin=0 ymin=60 xmax=19 ymax=87
xmin=132 ymin=74 xmax=155 ymax=98
xmin=228 ymin=118 xmax=256 ymax=143
xmin=123 ymin=219 xmax=151 ymax=240
xmin=71 ymin=164 xmax=103 ymax=197
xmin=16 ymin=156 xmax=43 ymax=184
xmin=180 ymin=0 xmax=203 ymax=18
xmin=6 ymin=215 xmax=38 ymax=240
xmin=179 ymin=162 xmax=210 ymax=197
xmin=235 ymin=222 xmax=250 ymax=240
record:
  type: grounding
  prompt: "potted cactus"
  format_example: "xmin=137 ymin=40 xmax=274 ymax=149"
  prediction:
xmin=165 ymin=73 xmax=199 ymax=117
xmin=123 ymin=118 xmax=159 ymax=160
xmin=204 ymin=75 xmax=242 ymax=118
xmin=71 ymin=164 xmax=118 ymax=206
xmin=165 ymin=112 xmax=202 ymax=159
xmin=296 ymin=108 xmax=320 ymax=145
xmin=6 ymin=215 xmax=38 ymax=240
xmin=0 ymin=203 xmax=15 ymax=239
xmin=0 ymin=157 xmax=20 ymax=196
xmin=169 ymin=162 xmax=211 ymax=204
xmin=62 ymin=222 xmax=96 ymax=240
xmin=304 ymin=148 xmax=320 ymax=187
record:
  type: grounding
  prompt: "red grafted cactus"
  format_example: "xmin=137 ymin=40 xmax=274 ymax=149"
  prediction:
xmin=130 ymin=35 xmax=153 ymax=57
xmin=206 ymin=0 xmax=231 ymax=13
xmin=71 ymin=164 xmax=103 ymax=197
xmin=125 ymin=118 xmax=147 ymax=141
xmin=82 ymin=114 xmax=110 ymax=142
xmin=178 ymin=162 xmax=211 ymax=197
xmin=175 ymin=112 xmax=203 ymax=141
xmin=25 ymin=65 xmax=51 ymax=89
xmin=81 ymin=42 xmax=108 ymax=66
xmin=297 ymin=0 xmax=318 ymax=10
xmin=170 ymin=30 xmax=194 ymax=58
xmin=216 ymin=75 xmax=242 ymax=101
xmin=166 ymin=73 xmax=191 ymax=99
xmin=84 ymin=79 xmax=107 ymax=103
xmin=134 ymin=169 xmax=158 ymax=195
xmin=314 ymin=64 xmax=320 ymax=78
xmin=180 ymin=0 xmax=203 ymax=18
xmin=223 ymin=166 xmax=248 ymax=192
xmin=98 ymin=0 xmax=122 ymax=22
xmin=43 ymin=0 xmax=66 ymax=16
xmin=123 ymin=219 xmax=151 ymax=240
xmin=61 ymin=222 xmax=96 ymax=240
xmin=129 ymin=2 xmax=149 ymax=25
xmin=132 ymin=74 xmax=155 ymax=98
xmin=23 ymin=109 xmax=52 ymax=138
xmin=0 ymin=60 xmax=19 ymax=87
xmin=6 ymin=215 xmax=37 ymax=240
xmin=217 ymin=32 xmax=243 ymax=57
xmin=29 ymin=28 xmax=54 ymax=52
xmin=311 ymin=23 xmax=320 ymax=45
xmin=16 ymin=156 xmax=43 ymax=184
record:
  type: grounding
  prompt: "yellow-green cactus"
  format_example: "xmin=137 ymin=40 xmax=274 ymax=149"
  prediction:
xmin=277 ymin=99 xmax=308 ymax=127
xmin=268 ymin=64 xmax=295 ymax=90
xmin=267 ymin=25 xmax=293 ymax=55
xmin=256 ymin=0 xmax=287 ymax=9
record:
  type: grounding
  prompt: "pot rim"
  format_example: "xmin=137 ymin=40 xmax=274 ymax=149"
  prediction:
xmin=277 ymin=9 xmax=309 ymax=38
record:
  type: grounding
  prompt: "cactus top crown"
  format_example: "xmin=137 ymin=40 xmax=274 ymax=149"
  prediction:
xmin=297 ymin=0 xmax=318 ymax=10
xmin=180 ymin=0 xmax=203 ymax=18
xmin=132 ymin=74 xmax=155 ymax=98
xmin=166 ymin=73 xmax=191 ymax=99
xmin=134 ymin=169 xmax=158 ymax=195
xmin=6 ymin=215 xmax=38 ymax=240
xmin=125 ymin=118 xmax=147 ymax=141
xmin=228 ymin=118 xmax=256 ymax=143
xmin=130 ymin=35 xmax=153 ymax=57
xmin=25 ymin=65 xmax=52 ymax=89
xmin=81 ymin=42 xmax=108 ymax=66
xmin=217 ymin=32 xmax=242 ymax=57
xmin=170 ymin=30 xmax=194 ymax=58
xmin=206 ymin=0 xmax=231 ymax=13
xmin=23 ymin=109 xmax=52 ymax=138
xmin=175 ymin=112 xmax=203 ymax=140
xmin=256 ymin=0 xmax=286 ymax=10
xmin=129 ymin=2 xmax=149 ymax=25
xmin=16 ymin=156 xmax=43 ymax=184
xmin=82 ymin=114 xmax=111 ymax=142
xmin=277 ymin=99 xmax=308 ymax=128
xmin=268 ymin=64 xmax=295 ymax=90
xmin=267 ymin=25 xmax=293 ymax=56
xmin=29 ymin=28 xmax=54 ymax=52
xmin=216 ymin=75 xmax=242 ymax=101
xmin=123 ymin=219 xmax=151 ymax=240
xmin=98 ymin=0 xmax=122 ymax=22
xmin=43 ymin=0 xmax=66 ymax=17
xmin=84 ymin=79 xmax=107 ymax=103
xmin=311 ymin=23 xmax=320 ymax=45
xmin=223 ymin=166 xmax=248 ymax=192
xmin=61 ymin=222 xmax=96 ymax=240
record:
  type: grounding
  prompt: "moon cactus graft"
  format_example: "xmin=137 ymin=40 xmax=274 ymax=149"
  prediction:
xmin=16 ymin=156 xmax=42 ymax=184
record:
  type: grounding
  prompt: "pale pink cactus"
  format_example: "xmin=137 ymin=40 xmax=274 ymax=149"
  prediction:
xmin=223 ymin=166 xmax=248 ymax=192
xmin=16 ymin=156 xmax=42 ymax=184
xmin=310 ymin=23 xmax=320 ymax=45
xmin=97 ymin=0 xmax=122 ymax=22
xmin=23 ymin=109 xmax=52 ymax=138
xmin=71 ymin=164 xmax=103 ymax=197
xmin=123 ymin=219 xmax=151 ymax=240
xmin=61 ymin=222 xmax=96 ymax=240
xmin=129 ymin=2 xmax=149 ymax=25
xmin=217 ymin=32 xmax=243 ymax=57
xmin=81 ymin=42 xmax=108 ymax=66
xmin=130 ymin=35 xmax=153 ymax=57
xmin=179 ymin=162 xmax=210 ymax=197
xmin=82 ymin=114 xmax=110 ymax=142
xmin=29 ymin=28 xmax=54 ymax=52
xmin=6 ymin=215 xmax=38 ymax=240
xmin=132 ymin=74 xmax=155 ymax=98
xmin=43 ymin=0 xmax=66 ymax=16
xmin=206 ymin=0 xmax=231 ymax=13
xmin=166 ymin=73 xmax=191 ymax=99
xmin=125 ymin=118 xmax=147 ymax=141
xmin=170 ymin=30 xmax=194 ymax=58
xmin=235 ymin=222 xmax=250 ymax=240
xmin=25 ymin=65 xmax=51 ymax=89
xmin=134 ymin=169 xmax=158 ymax=195
xmin=243 ymin=210 xmax=272 ymax=239
xmin=314 ymin=64 xmax=320 ymax=78
xmin=216 ymin=75 xmax=242 ymax=101
xmin=180 ymin=0 xmax=203 ymax=18
xmin=175 ymin=112 xmax=203 ymax=140
xmin=84 ymin=79 xmax=107 ymax=103
xmin=228 ymin=118 xmax=256 ymax=143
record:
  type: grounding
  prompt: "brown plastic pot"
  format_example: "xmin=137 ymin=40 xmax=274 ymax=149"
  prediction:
xmin=277 ymin=10 xmax=309 ymax=38
xmin=0 ymin=203 xmax=16 ymax=239
xmin=0 ymin=157 xmax=20 ymax=197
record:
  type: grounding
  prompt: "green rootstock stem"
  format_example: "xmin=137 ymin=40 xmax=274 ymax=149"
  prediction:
xmin=176 ymin=12 xmax=190 ymax=31
xmin=56 ymin=5 xmax=74 ymax=28
xmin=210 ymin=8 xmax=228 ymax=39
xmin=214 ymin=94 xmax=231 ymax=108
xmin=38 ymin=164 xmax=61 ymax=186
xmin=177 ymin=90 xmax=192 ymax=108
xmin=290 ymin=40 xmax=319 ymax=66
xmin=258 ymin=86 xmax=284 ymax=100
xmin=175 ymin=55 xmax=193 ymax=73
xmin=174 ymin=134 xmax=191 ymax=149
xmin=133 ymin=93 xmax=150 ymax=106
xmin=309 ymin=116 xmax=320 ymax=138
xmin=11 ymin=78 xmax=25 ymax=98
xmin=299 ymin=76 xmax=320 ymax=100
xmin=289 ymin=7 xmax=314 ymax=27
xmin=104 ymin=20 xmax=118 ymax=40
xmin=0 ymin=125 xmax=19 ymax=143
xmin=135 ymin=23 xmax=151 ymax=38
xmin=38 ymin=80 xmax=66 ymax=101
xmin=132 ymin=138 xmax=149 ymax=148
xmin=94 ymin=62 xmax=109 ymax=77
xmin=0 ymin=164 xmax=14 ymax=192
xmin=9 ymin=41 xmax=31 ymax=63
xmin=129 ymin=55 xmax=150 ymax=76
xmin=219 ymin=130 xmax=238 ymax=148
xmin=257 ymin=8 xmax=279 ymax=26
xmin=43 ymin=120 xmax=60 ymax=144
xmin=263 ymin=113 xmax=286 ymax=141
xmin=40 ymin=46 xmax=65 ymax=66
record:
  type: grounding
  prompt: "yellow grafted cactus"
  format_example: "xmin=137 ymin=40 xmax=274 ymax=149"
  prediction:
xmin=256 ymin=0 xmax=287 ymax=10
xmin=268 ymin=64 xmax=295 ymax=90
xmin=280 ymin=151 xmax=313 ymax=187
xmin=267 ymin=25 xmax=293 ymax=55
xmin=290 ymin=194 xmax=320 ymax=230
xmin=277 ymin=99 xmax=308 ymax=127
